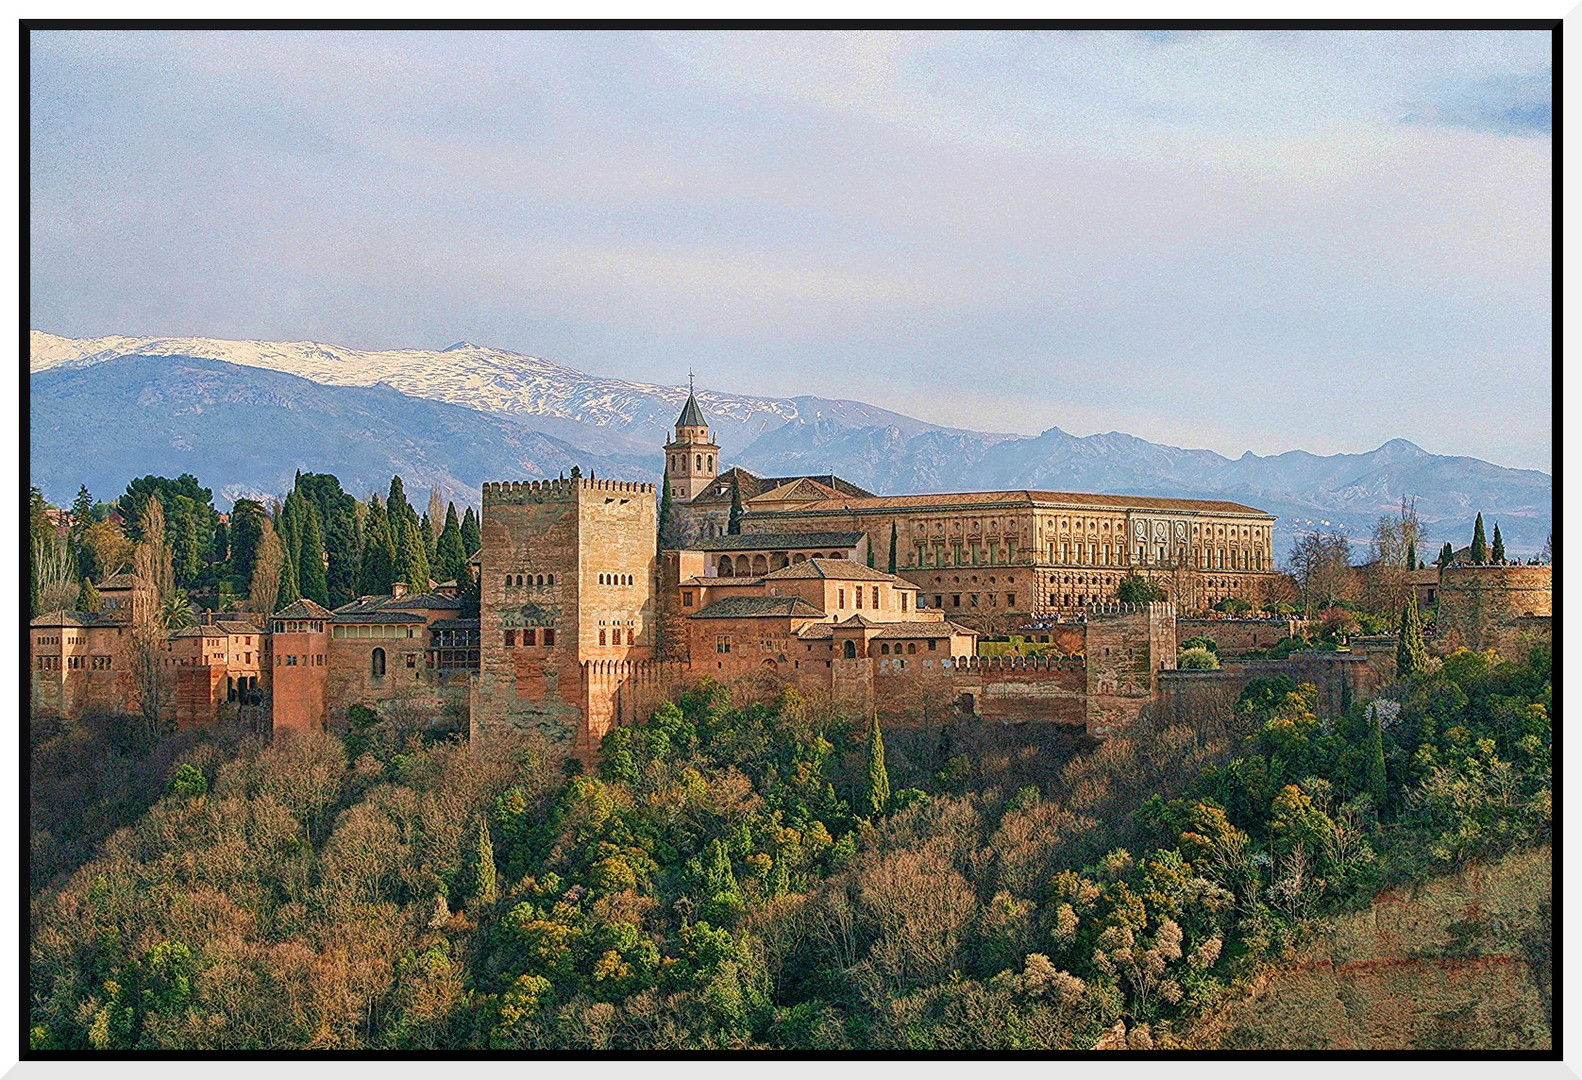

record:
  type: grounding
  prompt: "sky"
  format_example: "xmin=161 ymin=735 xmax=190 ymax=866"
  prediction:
xmin=29 ymin=29 xmax=1553 ymax=471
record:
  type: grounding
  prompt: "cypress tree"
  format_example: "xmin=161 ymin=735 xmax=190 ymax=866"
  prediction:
xmin=1397 ymin=597 xmax=1428 ymax=680
xmin=727 ymin=478 xmax=743 ymax=535
xmin=438 ymin=502 xmax=468 ymax=584
xmin=1405 ymin=539 xmax=1416 ymax=573
xmin=358 ymin=507 xmax=395 ymax=596
xmin=1438 ymin=541 xmax=1454 ymax=569
xmin=658 ymin=479 xmax=675 ymax=548
xmin=461 ymin=506 xmax=481 ymax=557
xmin=213 ymin=519 xmax=229 ymax=564
xmin=230 ymin=499 xmax=267 ymax=583
xmin=297 ymin=503 xmax=330 ymax=606
xmin=1491 ymin=523 xmax=1505 ymax=563
xmin=1362 ymin=704 xmax=1387 ymax=806
xmin=888 ymin=521 xmax=898 ymax=574
xmin=473 ymin=816 xmax=498 ymax=907
xmin=77 ymin=578 xmax=100 ymax=612
xmin=1470 ymin=513 xmax=1488 ymax=563
xmin=397 ymin=521 xmax=431 ymax=591
xmin=867 ymin=543 xmax=875 ymax=569
xmin=277 ymin=537 xmax=301 ymax=608
xmin=865 ymin=712 xmax=891 ymax=818
xmin=420 ymin=511 xmax=435 ymax=563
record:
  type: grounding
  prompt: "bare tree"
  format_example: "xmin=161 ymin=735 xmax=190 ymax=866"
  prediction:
xmin=1285 ymin=531 xmax=1353 ymax=614
xmin=249 ymin=518 xmax=285 ymax=616
xmin=32 ymin=535 xmax=78 ymax=613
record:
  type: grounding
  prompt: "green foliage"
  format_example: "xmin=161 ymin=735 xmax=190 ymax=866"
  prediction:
xmin=888 ymin=521 xmax=898 ymax=575
xmin=358 ymin=499 xmax=395 ymax=596
xmin=1177 ymin=648 xmax=1220 ymax=670
xmin=1116 ymin=572 xmax=1165 ymax=604
xmin=77 ymin=578 xmax=101 ymax=612
xmin=865 ymin=713 xmax=891 ymax=818
xmin=438 ymin=503 xmax=469 ymax=585
xmin=474 ymin=816 xmax=499 ymax=908
xmin=1470 ymin=513 xmax=1488 ymax=563
xmin=1398 ymin=598 xmax=1429 ymax=680
xmin=1491 ymin=523 xmax=1505 ymax=563
xmin=1212 ymin=596 xmax=1252 ymax=615
xmin=1178 ymin=636 xmax=1219 ymax=655
xmin=168 ymin=763 xmax=208 ymax=800
xmin=1438 ymin=542 xmax=1455 ymax=569
xmin=461 ymin=507 xmax=481 ymax=559
xmin=728 ymin=479 xmax=743 ymax=535
xmin=1362 ymin=705 xmax=1387 ymax=806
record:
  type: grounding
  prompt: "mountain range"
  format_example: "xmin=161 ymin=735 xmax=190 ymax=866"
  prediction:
xmin=30 ymin=331 xmax=1552 ymax=557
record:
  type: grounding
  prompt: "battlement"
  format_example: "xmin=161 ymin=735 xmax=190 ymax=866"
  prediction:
xmin=1084 ymin=601 xmax=1176 ymax=619
xmin=945 ymin=653 xmax=1085 ymax=671
xmin=482 ymin=477 xmax=658 ymax=505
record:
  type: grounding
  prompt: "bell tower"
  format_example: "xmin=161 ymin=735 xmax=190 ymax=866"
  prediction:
xmin=663 ymin=376 xmax=719 ymax=502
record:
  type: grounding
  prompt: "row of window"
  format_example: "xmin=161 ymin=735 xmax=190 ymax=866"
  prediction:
xmin=37 ymin=655 xmax=111 ymax=670
xmin=929 ymin=593 xmax=1016 ymax=609
xmin=277 ymin=653 xmax=325 ymax=667
xmin=331 ymin=624 xmax=418 ymax=639
xmin=835 ymin=586 xmax=906 ymax=612
xmin=504 ymin=629 xmax=558 ymax=648
xmin=505 ymin=573 xmax=556 ymax=588
xmin=598 ymin=573 xmax=635 ymax=586
xmin=669 ymin=453 xmax=715 ymax=471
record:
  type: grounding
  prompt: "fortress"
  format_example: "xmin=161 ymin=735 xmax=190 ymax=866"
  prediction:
xmin=30 ymin=389 xmax=1549 ymax=760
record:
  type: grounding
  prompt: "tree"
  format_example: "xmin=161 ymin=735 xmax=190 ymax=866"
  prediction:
xmin=70 ymin=485 xmax=94 ymax=558
xmin=131 ymin=497 xmax=175 ymax=733
xmin=865 ymin=712 xmax=891 ymax=818
xmin=1438 ymin=541 xmax=1455 ymax=569
xmin=1470 ymin=513 xmax=1488 ymax=563
xmin=888 ymin=521 xmax=898 ymax=575
xmin=277 ymin=533 xmax=302 ymax=607
xmin=76 ymin=578 xmax=101 ymax=613
xmin=437 ymin=503 xmax=468 ymax=585
xmin=1177 ymin=648 xmax=1220 ymax=670
xmin=1397 ymin=597 xmax=1428 ymax=680
xmin=296 ymin=473 xmax=360 ymax=606
xmin=359 ymin=502 xmax=396 ymax=596
xmin=229 ymin=499 xmax=268 ymax=583
xmin=79 ymin=521 xmax=133 ymax=583
xmin=1286 ymin=531 xmax=1353 ymax=613
xmin=461 ymin=506 xmax=481 ymax=558
xmin=1116 ymin=572 xmax=1165 ymax=604
xmin=728 ymin=478 xmax=744 ymax=535
xmin=473 ymin=816 xmax=498 ymax=908
xmin=396 ymin=521 xmax=432 ymax=592
xmin=658 ymin=480 xmax=675 ymax=549
xmin=425 ymin=487 xmax=445 ymax=561
xmin=1362 ymin=704 xmax=1387 ymax=806
xmin=248 ymin=518 xmax=285 ymax=616
xmin=212 ymin=518 xmax=229 ymax=564
xmin=1491 ymin=523 xmax=1505 ymax=563
xmin=296 ymin=502 xmax=330 ymax=606
xmin=1540 ymin=533 xmax=1552 ymax=565
xmin=32 ymin=535 xmax=78 ymax=615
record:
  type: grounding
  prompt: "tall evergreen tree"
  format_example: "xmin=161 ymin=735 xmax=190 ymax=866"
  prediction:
xmin=76 ymin=578 xmax=100 ymax=613
xmin=437 ymin=503 xmax=468 ymax=584
xmin=425 ymin=488 xmax=445 ymax=562
xmin=865 ymin=712 xmax=891 ymax=818
xmin=461 ymin=506 xmax=481 ymax=556
xmin=727 ymin=479 xmax=743 ymax=535
xmin=296 ymin=503 xmax=330 ymax=606
xmin=230 ymin=499 xmax=268 ymax=583
xmin=1362 ymin=704 xmax=1387 ymax=806
xmin=70 ymin=485 xmax=93 ymax=541
xmin=212 ymin=519 xmax=229 ymax=564
xmin=1405 ymin=539 xmax=1417 ymax=573
xmin=658 ymin=479 xmax=675 ymax=549
xmin=1397 ymin=597 xmax=1428 ymax=680
xmin=396 ymin=520 xmax=432 ymax=591
xmin=888 ymin=521 xmax=898 ymax=574
xmin=1470 ymin=513 xmax=1488 ymax=563
xmin=297 ymin=473 xmax=360 ymax=606
xmin=358 ymin=501 xmax=395 ymax=596
xmin=277 ymin=534 xmax=301 ymax=608
xmin=1438 ymin=541 xmax=1455 ymax=569
xmin=1491 ymin=523 xmax=1505 ymax=563
xmin=473 ymin=817 xmax=498 ymax=908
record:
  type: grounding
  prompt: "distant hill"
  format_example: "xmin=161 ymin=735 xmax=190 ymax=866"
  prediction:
xmin=29 ymin=331 xmax=1551 ymax=555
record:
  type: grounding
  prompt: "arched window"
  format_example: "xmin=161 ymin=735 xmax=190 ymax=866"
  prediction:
xmin=696 ymin=454 xmax=702 ymax=469
xmin=843 ymin=640 xmax=857 ymax=659
xmin=371 ymin=648 xmax=386 ymax=677
xmin=504 ymin=575 xmax=512 ymax=588
xmin=599 ymin=629 xmax=607 ymax=646
xmin=707 ymin=456 xmax=713 ymax=470
xmin=626 ymin=628 xmax=634 ymax=645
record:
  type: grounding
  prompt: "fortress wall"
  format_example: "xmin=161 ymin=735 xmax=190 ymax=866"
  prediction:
xmin=1435 ymin=565 xmax=1553 ymax=655
xmin=1176 ymin=617 xmax=1305 ymax=656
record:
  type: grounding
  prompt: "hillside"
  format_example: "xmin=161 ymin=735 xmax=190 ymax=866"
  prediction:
xmin=1186 ymin=845 xmax=1552 ymax=1050
xmin=30 ymin=330 xmax=1551 ymax=552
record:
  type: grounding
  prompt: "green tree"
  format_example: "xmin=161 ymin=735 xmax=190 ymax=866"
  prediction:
xmin=277 ymin=533 xmax=301 ymax=607
xmin=396 ymin=520 xmax=432 ymax=591
xmin=865 ymin=712 xmax=891 ymax=818
xmin=76 ymin=578 xmax=101 ymax=612
xmin=1397 ymin=597 xmax=1428 ymax=680
xmin=1491 ymin=523 xmax=1505 ymax=563
xmin=169 ymin=762 xmax=208 ymax=800
xmin=212 ymin=518 xmax=229 ymax=564
xmin=1438 ymin=541 xmax=1455 ymax=569
xmin=728 ymin=478 xmax=744 ymax=535
xmin=658 ymin=479 xmax=675 ymax=549
xmin=297 ymin=473 xmax=360 ymax=606
xmin=1470 ymin=513 xmax=1488 ymax=563
xmin=461 ymin=506 xmax=481 ymax=557
xmin=888 ymin=521 xmax=898 ymax=574
xmin=425 ymin=487 xmax=445 ymax=562
xmin=1177 ymin=647 xmax=1220 ymax=670
xmin=229 ymin=499 xmax=268 ymax=583
xmin=437 ymin=503 xmax=468 ymax=585
xmin=296 ymin=501 xmax=330 ymax=606
xmin=1116 ymin=572 xmax=1165 ymax=604
xmin=473 ymin=816 xmax=498 ymax=908
xmin=1362 ymin=704 xmax=1387 ymax=806
xmin=359 ymin=500 xmax=396 ymax=596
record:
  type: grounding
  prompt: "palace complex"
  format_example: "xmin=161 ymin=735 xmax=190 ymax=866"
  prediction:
xmin=30 ymin=389 xmax=1551 ymax=762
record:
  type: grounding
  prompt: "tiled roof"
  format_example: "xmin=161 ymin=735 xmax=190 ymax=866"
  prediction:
xmin=172 ymin=625 xmax=228 ymax=638
xmin=212 ymin=620 xmax=264 ymax=635
xmin=796 ymin=622 xmax=836 ymax=640
xmin=687 ymin=469 xmax=872 ymax=506
xmin=760 ymin=558 xmax=909 ymax=583
xmin=334 ymin=593 xmax=460 ymax=617
xmin=690 ymin=531 xmax=865 ymax=552
xmin=676 ymin=389 xmax=707 ymax=428
xmin=30 ymin=609 xmax=122 ymax=628
xmin=690 ymin=596 xmax=826 ymax=620
xmin=428 ymin=618 xmax=481 ymax=631
xmin=748 ymin=478 xmax=843 ymax=504
xmin=835 ymin=614 xmax=881 ymax=628
xmin=747 ymin=489 xmax=1271 ymax=517
xmin=871 ymin=621 xmax=974 ymax=639
xmin=334 ymin=611 xmax=427 ymax=624
xmin=96 ymin=573 xmax=138 ymax=590
xmin=274 ymin=598 xmax=334 ymax=619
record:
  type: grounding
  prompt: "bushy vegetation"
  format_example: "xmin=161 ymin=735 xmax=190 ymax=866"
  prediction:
xmin=30 ymin=640 xmax=1550 ymax=1050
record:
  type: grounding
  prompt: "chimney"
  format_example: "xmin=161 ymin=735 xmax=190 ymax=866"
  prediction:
xmin=392 ymin=581 xmax=408 ymax=598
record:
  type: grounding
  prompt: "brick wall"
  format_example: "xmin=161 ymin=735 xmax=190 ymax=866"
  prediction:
xmin=1435 ymin=565 xmax=1553 ymax=654
xmin=1176 ymin=617 xmax=1305 ymax=656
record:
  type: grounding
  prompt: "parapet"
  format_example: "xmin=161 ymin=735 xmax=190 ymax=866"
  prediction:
xmin=481 ymin=477 xmax=657 ymax=505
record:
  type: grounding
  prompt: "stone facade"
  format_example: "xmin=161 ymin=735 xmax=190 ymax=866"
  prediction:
xmin=1434 ymin=564 xmax=1553 ymax=654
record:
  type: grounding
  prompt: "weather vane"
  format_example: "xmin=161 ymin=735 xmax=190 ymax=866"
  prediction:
xmin=688 ymin=369 xmax=695 ymax=394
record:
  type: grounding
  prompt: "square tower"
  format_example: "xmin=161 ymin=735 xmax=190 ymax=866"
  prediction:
xmin=474 ymin=474 xmax=658 ymax=752
xmin=663 ymin=387 xmax=719 ymax=501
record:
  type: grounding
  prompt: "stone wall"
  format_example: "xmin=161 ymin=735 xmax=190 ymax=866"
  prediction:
xmin=271 ymin=629 xmax=329 ymax=733
xmin=1158 ymin=648 xmax=1393 ymax=726
xmin=1176 ymin=617 xmax=1306 ymax=656
xmin=1435 ymin=565 xmax=1553 ymax=655
xmin=1085 ymin=602 xmax=1176 ymax=737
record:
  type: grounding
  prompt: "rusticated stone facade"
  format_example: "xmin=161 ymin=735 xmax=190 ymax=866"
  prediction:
xmin=1434 ymin=564 xmax=1552 ymax=654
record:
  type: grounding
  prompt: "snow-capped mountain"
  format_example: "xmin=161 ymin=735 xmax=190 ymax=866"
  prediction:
xmin=29 ymin=331 xmax=1552 ymax=557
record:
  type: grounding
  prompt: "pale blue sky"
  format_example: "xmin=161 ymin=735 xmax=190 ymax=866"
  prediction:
xmin=29 ymin=29 xmax=1552 ymax=470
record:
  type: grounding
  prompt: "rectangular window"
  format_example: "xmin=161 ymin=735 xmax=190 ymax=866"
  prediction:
xmin=928 ymin=640 xmax=937 ymax=651
xmin=901 ymin=593 xmax=908 ymax=612
xmin=682 ymin=590 xmax=694 ymax=607
xmin=855 ymin=588 xmax=862 ymax=609
xmin=839 ymin=589 xmax=846 ymax=609
xmin=524 ymin=628 xmax=537 ymax=646
xmin=872 ymin=587 xmax=880 ymax=608
xmin=1007 ymin=593 xmax=1016 ymax=607
xmin=952 ymin=594 xmax=960 ymax=607
xmin=506 ymin=629 xmax=516 ymax=647
xmin=716 ymin=635 xmax=731 ymax=654
xmin=543 ymin=629 xmax=556 ymax=646
xmin=406 ymin=654 xmax=416 ymax=668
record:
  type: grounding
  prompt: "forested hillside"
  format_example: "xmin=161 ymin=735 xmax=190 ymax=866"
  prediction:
xmin=30 ymin=641 xmax=1550 ymax=1051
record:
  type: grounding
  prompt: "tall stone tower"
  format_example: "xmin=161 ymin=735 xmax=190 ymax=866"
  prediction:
xmin=663 ymin=383 xmax=719 ymax=502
